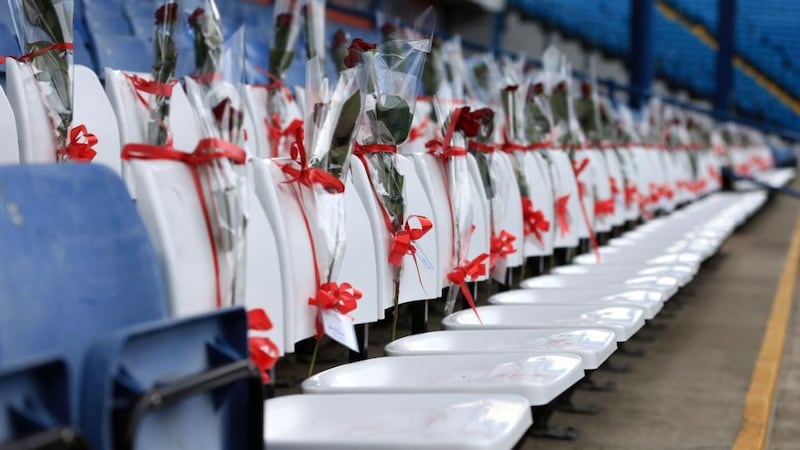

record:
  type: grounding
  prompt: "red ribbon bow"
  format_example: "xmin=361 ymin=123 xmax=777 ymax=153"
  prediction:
xmin=708 ymin=166 xmax=722 ymax=184
xmin=57 ymin=125 xmax=98 ymax=162
xmin=735 ymin=163 xmax=752 ymax=177
xmin=280 ymin=128 xmax=345 ymax=193
xmin=389 ymin=215 xmax=434 ymax=267
xmin=594 ymin=198 xmax=615 ymax=216
xmin=490 ymin=231 xmax=516 ymax=268
xmin=555 ymin=194 xmax=571 ymax=238
xmin=447 ymin=253 xmax=490 ymax=323
xmin=122 ymin=139 xmax=247 ymax=307
xmin=521 ymin=197 xmax=551 ymax=244
xmin=308 ymin=282 xmax=362 ymax=339
xmin=266 ymin=115 xmax=303 ymax=159
xmin=247 ymin=308 xmax=280 ymax=383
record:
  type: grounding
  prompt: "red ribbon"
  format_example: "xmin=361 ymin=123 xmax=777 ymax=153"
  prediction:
xmin=124 ymin=73 xmax=177 ymax=108
xmin=708 ymin=166 xmax=722 ymax=184
xmin=308 ymin=282 xmax=362 ymax=339
xmin=499 ymin=127 xmax=527 ymax=153
xmin=594 ymin=198 xmax=615 ymax=216
xmin=555 ymin=194 xmax=571 ymax=238
xmin=266 ymin=114 xmax=303 ymax=159
xmin=247 ymin=308 xmax=280 ymax=383
xmin=468 ymin=141 xmax=496 ymax=153
xmin=609 ymin=177 xmax=620 ymax=196
xmin=253 ymin=66 xmax=294 ymax=101
xmin=571 ymin=157 xmax=599 ymax=262
xmin=426 ymin=107 xmax=467 ymax=159
xmin=57 ymin=125 xmax=98 ymax=162
xmin=389 ymin=215 xmax=433 ymax=267
xmin=353 ymin=143 xmax=398 ymax=155
xmin=521 ymin=197 xmax=550 ymax=244
xmin=408 ymin=116 xmax=430 ymax=142
xmin=279 ymin=127 xmax=344 ymax=193
xmin=624 ymin=183 xmax=638 ymax=208
xmin=490 ymin=230 xmax=516 ymax=268
xmin=526 ymin=141 xmax=552 ymax=150
xmin=447 ymin=253 xmax=490 ymax=323
xmin=16 ymin=42 xmax=74 ymax=63
xmin=122 ymin=139 xmax=247 ymax=308
xmin=735 ymin=162 xmax=752 ymax=176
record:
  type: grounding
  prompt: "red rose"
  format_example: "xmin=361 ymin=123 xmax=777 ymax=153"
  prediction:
xmin=455 ymin=107 xmax=480 ymax=138
xmin=344 ymin=38 xmax=377 ymax=68
xmin=155 ymin=2 xmax=178 ymax=25
xmin=471 ymin=107 xmax=495 ymax=126
xmin=381 ymin=22 xmax=397 ymax=37
xmin=504 ymin=85 xmax=519 ymax=92
xmin=555 ymin=81 xmax=567 ymax=92
xmin=212 ymin=98 xmax=243 ymax=133
xmin=276 ymin=13 xmax=293 ymax=28
xmin=580 ymin=81 xmax=591 ymax=98
xmin=188 ymin=8 xmax=205 ymax=27
xmin=331 ymin=29 xmax=348 ymax=49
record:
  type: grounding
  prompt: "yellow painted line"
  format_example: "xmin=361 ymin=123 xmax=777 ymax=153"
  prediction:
xmin=733 ymin=213 xmax=800 ymax=450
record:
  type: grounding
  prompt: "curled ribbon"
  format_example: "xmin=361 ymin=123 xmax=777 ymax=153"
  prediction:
xmin=58 ymin=125 xmax=98 ymax=162
xmin=447 ymin=253 xmax=490 ymax=323
xmin=555 ymin=194 xmax=571 ymax=238
xmin=521 ymin=197 xmax=550 ymax=244
xmin=280 ymin=128 xmax=344 ymax=193
xmin=266 ymin=115 xmax=304 ymax=159
xmin=389 ymin=215 xmax=433 ymax=267
xmin=490 ymin=230 xmax=516 ymax=268
xmin=308 ymin=282 xmax=362 ymax=339
xmin=121 ymin=139 xmax=247 ymax=308
xmin=247 ymin=308 xmax=280 ymax=383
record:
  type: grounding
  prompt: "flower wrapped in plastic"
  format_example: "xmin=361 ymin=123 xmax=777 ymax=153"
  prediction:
xmin=8 ymin=0 xmax=97 ymax=162
xmin=352 ymin=8 xmax=434 ymax=339
xmin=264 ymin=0 xmax=303 ymax=158
xmin=428 ymin=97 xmax=489 ymax=319
xmin=302 ymin=0 xmax=325 ymax=64
xmin=279 ymin=55 xmax=365 ymax=371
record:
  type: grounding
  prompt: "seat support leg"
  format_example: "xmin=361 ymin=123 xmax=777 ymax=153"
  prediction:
xmin=556 ymin=383 xmax=600 ymax=414
xmin=529 ymin=401 xmax=580 ymax=440
xmin=348 ymin=324 xmax=369 ymax=362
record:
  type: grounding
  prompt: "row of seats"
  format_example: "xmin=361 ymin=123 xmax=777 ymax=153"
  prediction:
xmin=511 ymin=0 xmax=798 ymax=135
xmin=0 ymin=40 xmax=792 ymax=446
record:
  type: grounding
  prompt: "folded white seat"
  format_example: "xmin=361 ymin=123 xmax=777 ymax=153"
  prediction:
xmin=302 ymin=353 xmax=585 ymax=407
xmin=265 ymin=393 xmax=532 ymax=450
xmin=385 ymin=328 xmax=617 ymax=370
xmin=488 ymin=288 xmax=664 ymax=319
xmin=551 ymin=264 xmax=695 ymax=287
xmin=573 ymin=247 xmax=704 ymax=270
xmin=518 ymin=274 xmax=679 ymax=299
xmin=443 ymin=305 xmax=646 ymax=341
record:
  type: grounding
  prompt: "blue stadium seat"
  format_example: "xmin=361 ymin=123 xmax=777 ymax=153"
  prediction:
xmin=92 ymin=34 xmax=153 ymax=73
xmin=0 ymin=164 xmax=262 ymax=450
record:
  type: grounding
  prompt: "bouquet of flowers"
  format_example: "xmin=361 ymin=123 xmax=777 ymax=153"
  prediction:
xmin=353 ymin=8 xmax=434 ymax=339
xmin=8 ymin=0 xmax=96 ymax=162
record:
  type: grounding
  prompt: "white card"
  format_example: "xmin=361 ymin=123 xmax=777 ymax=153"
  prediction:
xmin=321 ymin=309 xmax=359 ymax=352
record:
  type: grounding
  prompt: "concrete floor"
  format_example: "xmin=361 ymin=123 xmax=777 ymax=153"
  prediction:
xmin=273 ymin=189 xmax=800 ymax=449
xmin=525 ymin=192 xmax=800 ymax=450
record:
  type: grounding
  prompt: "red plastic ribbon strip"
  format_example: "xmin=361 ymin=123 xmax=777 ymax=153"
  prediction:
xmin=247 ymin=308 xmax=280 ymax=383
xmin=389 ymin=215 xmax=433 ymax=267
xmin=609 ymin=177 xmax=620 ymax=196
xmin=708 ymin=166 xmax=722 ymax=184
xmin=555 ymin=194 xmax=571 ymax=238
xmin=17 ymin=42 xmax=74 ymax=63
xmin=57 ymin=125 xmax=98 ymax=162
xmin=521 ymin=197 xmax=550 ymax=244
xmin=571 ymin=157 xmax=600 ymax=262
xmin=426 ymin=107 xmax=467 ymax=159
xmin=447 ymin=253 xmax=490 ymax=323
xmin=266 ymin=114 xmax=303 ymax=158
xmin=468 ymin=141 xmax=496 ymax=153
xmin=124 ymin=73 xmax=177 ymax=108
xmin=409 ymin=115 xmax=430 ymax=142
xmin=594 ymin=198 xmax=615 ymax=216
xmin=122 ymin=139 xmax=247 ymax=307
xmin=624 ymin=183 xmax=638 ymax=208
xmin=490 ymin=230 xmax=516 ymax=268
xmin=308 ymin=282 xmax=362 ymax=338
xmin=279 ymin=127 xmax=344 ymax=193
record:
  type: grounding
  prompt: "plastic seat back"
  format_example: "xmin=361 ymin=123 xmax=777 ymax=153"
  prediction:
xmin=0 ymin=85 xmax=19 ymax=164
